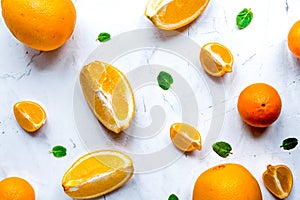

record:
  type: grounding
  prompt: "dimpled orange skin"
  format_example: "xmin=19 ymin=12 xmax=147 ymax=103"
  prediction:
xmin=0 ymin=177 xmax=35 ymax=200
xmin=237 ymin=83 xmax=282 ymax=128
xmin=193 ymin=163 xmax=262 ymax=200
xmin=1 ymin=0 xmax=76 ymax=51
xmin=288 ymin=20 xmax=300 ymax=58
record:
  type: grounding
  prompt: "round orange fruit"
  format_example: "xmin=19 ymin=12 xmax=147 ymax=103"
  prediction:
xmin=193 ymin=163 xmax=262 ymax=200
xmin=1 ymin=0 xmax=76 ymax=51
xmin=288 ymin=20 xmax=300 ymax=58
xmin=0 ymin=177 xmax=35 ymax=200
xmin=237 ymin=83 xmax=282 ymax=128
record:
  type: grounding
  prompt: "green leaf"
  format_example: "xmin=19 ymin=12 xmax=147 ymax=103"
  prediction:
xmin=168 ymin=194 xmax=179 ymax=200
xmin=157 ymin=71 xmax=173 ymax=90
xmin=50 ymin=145 xmax=67 ymax=158
xmin=97 ymin=32 xmax=111 ymax=42
xmin=280 ymin=138 xmax=298 ymax=150
xmin=236 ymin=8 xmax=253 ymax=29
xmin=212 ymin=141 xmax=232 ymax=158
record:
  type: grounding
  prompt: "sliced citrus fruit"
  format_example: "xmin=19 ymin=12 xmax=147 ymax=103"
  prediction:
xmin=62 ymin=150 xmax=134 ymax=199
xmin=80 ymin=61 xmax=135 ymax=134
xmin=170 ymin=122 xmax=202 ymax=152
xmin=144 ymin=0 xmax=210 ymax=30
xmin=200 ymin=42 xmax=234 ymax=77
xmin=262 ymin=164 xmax=293 ymax=199
xmin=13 ymin=101 xmax=46 ymax=133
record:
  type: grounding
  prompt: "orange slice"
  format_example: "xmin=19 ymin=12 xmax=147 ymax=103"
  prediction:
xmin=262 ymin=164 xmax=293 ymax=199
xmin=200 ymin=42 xmax=234 ymax=77
xmin=144 ymin=0 xmax=210 ymax=30
xmin=170 ymin=122 xmax=202 ymax=152
xmin=13 ymin=101 xmax=46 ymax=133
xmin=80 ymin=61 xmax=135 ymax=134
xmin=62 ymin=150 xmax=134 ymax=199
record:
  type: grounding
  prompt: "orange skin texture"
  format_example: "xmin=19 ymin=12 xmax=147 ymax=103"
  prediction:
xmin=1 ymin=0 xmax=76 ymax=51
xmin=288 ymin=20 xmax=300 ymax=59
xmin=0 ymin=177 xmax=35 ymax=200
xmin=193 ymin=163 xmax=262 ymax=200
xmin=237 ymin=83 xmax=282 ymax=128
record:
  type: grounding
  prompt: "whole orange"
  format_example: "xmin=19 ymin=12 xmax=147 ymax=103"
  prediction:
xmin=193 ymin=163 xmax=262 ymax=200
xmin=1 ymin=0 xmax=76 ymax=51
xmin=288 ymin=20 xmax=300 ymax=58
xmin=0 ymin=177 xmax=35 ymax=200
xmin=237 ymin=83 xmax=282 ymax=128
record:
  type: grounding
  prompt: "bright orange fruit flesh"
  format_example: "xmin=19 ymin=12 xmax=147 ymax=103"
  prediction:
xmin=145 ymin=0 xmax=210 ymax=30
xmin=170 ymin=122 xmax=202 ymax=152
xmin=62 ymin=150 xmax=134 ymax=199
xmin=13 ymin=101 xmax=47 ymax=133
xmin=262 ymin=164 xmax=293 ymax=199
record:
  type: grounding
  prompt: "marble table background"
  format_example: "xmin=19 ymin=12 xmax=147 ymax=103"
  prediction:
xmin=1 ymin=0 xmax=300 ymax=199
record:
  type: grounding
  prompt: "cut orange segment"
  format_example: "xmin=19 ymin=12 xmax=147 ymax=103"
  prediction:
xmin=13 ymin=101 xmax=46 ymax=133
xmin=170 ymin=122 xmax=202 ymax=152
xmin=62 ymin=150 xmax=134 ymax=199
xmin=200 ymin=42 xmax=234 ymax=77
xmin=262 ymin=164 xmax=293 ymax=199
xmin=80 ymin=61 xmax=135 ymax=134
xmin=144 ymin=0 xmax=210 ymax=30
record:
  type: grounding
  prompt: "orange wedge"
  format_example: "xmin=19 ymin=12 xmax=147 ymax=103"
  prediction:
xmin=144 ymin=0 xmax=210 ymax=30
xmin=170 ymin=123 xmax=202 ymax=152
xmin=13 ymin=101 xmax=46 ymax=132
xmin=200 ymin=42 xmax=234 ymax=77
xmin=80 ymin=61 xmax=135 ymax=134
xmin=262 ymin=164 xmax=293 ymax=199
xmin=62 ymin=150 xmax=134 ymax=199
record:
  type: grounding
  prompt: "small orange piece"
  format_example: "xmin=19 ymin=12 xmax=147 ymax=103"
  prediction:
xmin=200 ymin=42 xmax=234 ymax=77
xmin=170 ymin=122 xmax=201 ymax=152
xmin=237 ymin=83 xmax=282 ymax=128
xmin=193 ymin=163 xmax=262 ymax=200
xmin=0 ymin=177 xmax=35 ymax=200
xmin=80 ymin=61 xmax=135 ymax=134
xmin=1 ymin=0 xmax=76 ymax=51
xmin=62 ymin=150 xmax=134 ymax=199
xmin=13 ymin=101 xmax=47 ymax=133
xmin=288 ymin=20 xmax=300 ymax=58
xmin=144 ymin=0 xmax=210 ymax=30
xmin=262 ymin=164 xmax=293 ymax=199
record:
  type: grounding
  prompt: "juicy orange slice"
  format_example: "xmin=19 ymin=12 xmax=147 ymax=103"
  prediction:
xmin=62 ymin=150 xmax=134 ymax=199
xmin=200 ymin=42 xmax=234 ymax=77
xmin=170 ymin=123 xmax=202 ymax=152
xmin=13 ymin=101 xmax=46 ymax=132
xmin=262 ymin=164 xmax=293 ymax=199
xmin=80 ymin=61 xmax=135 ymax=134
xmin=144 ymin=0 xmax=210 ymax=30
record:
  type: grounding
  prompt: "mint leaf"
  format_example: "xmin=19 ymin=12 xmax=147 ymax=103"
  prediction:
xmin=236 ymin=8 xmax=253 ymax=29
xmin=280 ymin=138 xmax=298 ymax=150
xmin=97 ymin=32 xmax=111 ymax=42
xmin=168 ymin=194 xmax=179 ymax=200
xmin=157 ymin=71 xmax=173 ymax=90
xmin=50 ymin=145 xmax=67 ymax=158
xmin=212 ymin=141 xmax=232 ymax=158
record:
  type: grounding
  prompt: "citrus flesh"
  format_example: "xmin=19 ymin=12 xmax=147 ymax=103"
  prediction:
xmin=62 ymin=150 xmax=134 ymax=199
xmin=13 ymin=101 xmax=47 ymax=133
xmin=80 ymin=61 xmax=135 ymax=134
xmin=262 ymin=164 xmax=293 ymax=199
xmin=200 ymin=42 xmax=233 ymax=77
xmin=170 ymin=123 xmax=201 ymax=152
xmin=145 ymin=0 xmax=210 ymax=30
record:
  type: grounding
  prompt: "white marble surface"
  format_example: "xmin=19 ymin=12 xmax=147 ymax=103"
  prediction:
xmin=1 ymin=0 xmax=300 ymax=199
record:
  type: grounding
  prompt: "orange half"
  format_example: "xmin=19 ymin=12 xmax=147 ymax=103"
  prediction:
xmin=144 ymin=0 xmax=210 ymax=30
xmin=13 ymin=101 xmax=46 ymax=132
